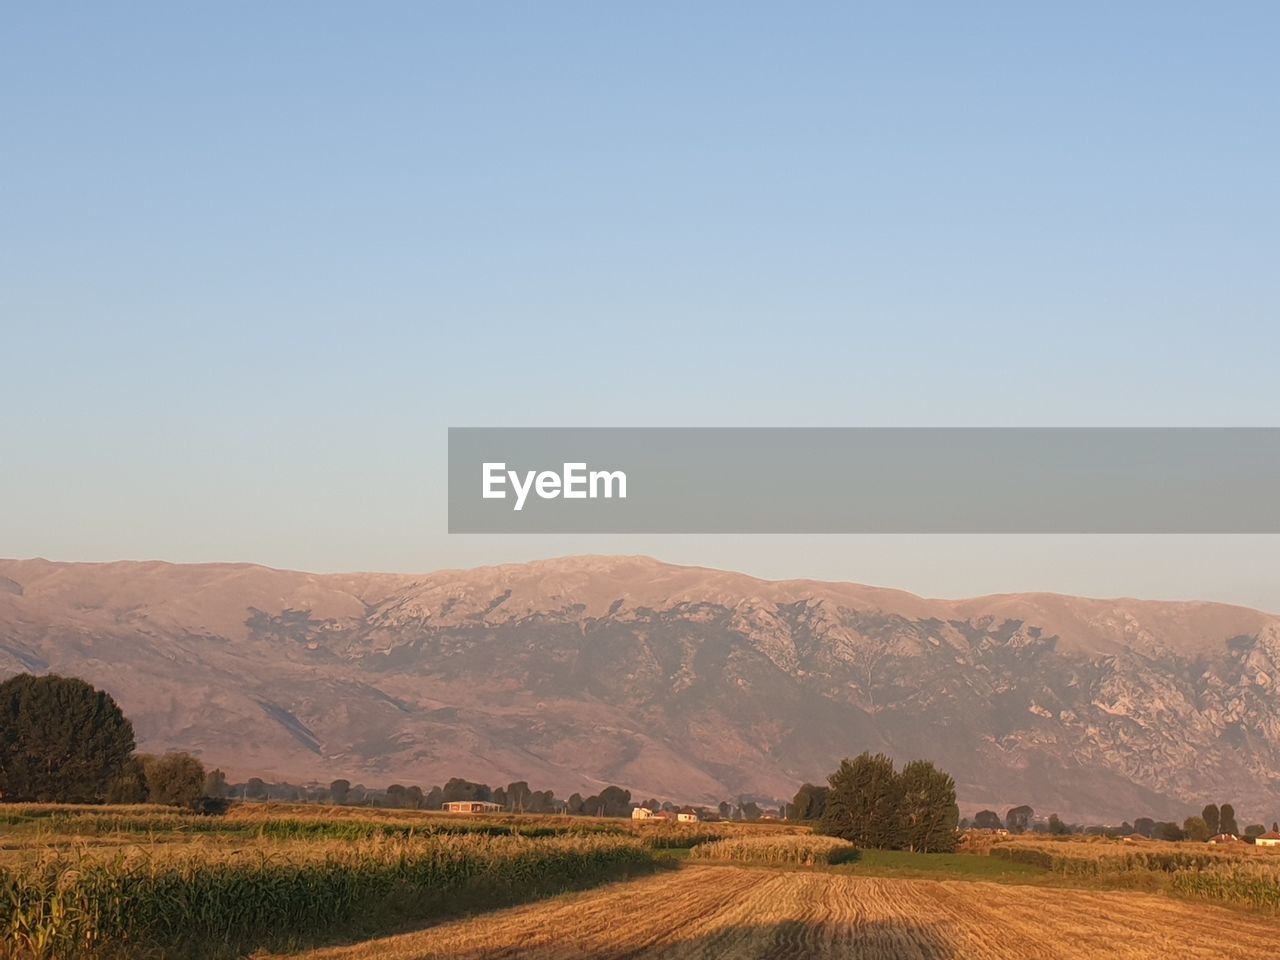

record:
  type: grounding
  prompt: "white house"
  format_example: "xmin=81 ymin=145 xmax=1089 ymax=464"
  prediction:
xmin=631 ymin=807 xmax=656 ymax=820
xmin=1255 ymin=831 xmax=1280 ymax=847
xmin=443 ymin=800 xmax=502 ymax=814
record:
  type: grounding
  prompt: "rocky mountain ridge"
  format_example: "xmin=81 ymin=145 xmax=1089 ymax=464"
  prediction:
xmin=1 ymin=555 xmax=1277 ymax=824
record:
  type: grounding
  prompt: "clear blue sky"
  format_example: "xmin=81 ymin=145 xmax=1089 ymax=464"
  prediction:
xmin=3 ymin=3 xmax=1278 ymax=609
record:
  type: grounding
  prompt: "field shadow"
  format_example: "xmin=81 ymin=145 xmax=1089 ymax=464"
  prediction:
xmin=830 ymin=846 xmax=862 ymax=866
xmin=752 ymin=918 xmax=956 ymax=959
xmin=223 ymin=859 xmax=677 ymax=960
xmin=443 ymin=918 xmax=958 ymax=959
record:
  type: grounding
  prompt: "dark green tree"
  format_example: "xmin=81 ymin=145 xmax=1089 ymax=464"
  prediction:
xmin=790 ymin=783 xmax=830 ymax=821
xmin=1005 ymin=805 xmax=1034 ymax=834
xmin=1047 ymin=813 xmax=1069 ymax=835
xmin=820 ymin=752 xmax=902 ymax=849
xmin=0 ymin=673 xmax=136 ymax=802
xmin=106 ymin=755 xmax=150 ymax=803
xmin=586 ymin=785 xmax=631 ymax=817
xmin=528 ymin=789 xmax=556 ymax=813
xmin=505 ymin=781 xmax=533 ymax=811
xmin=1219 ymin=803 xmax=1239 ymax=836
xmin=1201 ymin=803 xmax=1220 ymax=835
xmin=204 ymin=768 xmax=230 ymax=798
xmin=897 ymin=760 xmax=959 ymax=852
xmin=1182 ymin=815 xmax=1210 ymax=842
xmin=329 ymin=779 xmax=350 ymax=804
xmin=245 ymin=777 xmax=268 ymax=800
xmin=142 ymin=752 xmax=206 ymax=807
xmin=973 ymin=809 xmax=1002 ymax=830
xmin=441 ymin=777 xmax=490 ymax=803
xmin=384 ymin=783 xmax=409 ymax=807
xmin=1134 ymin=817 xmax=1155 ymax=838
xmin=1244 ymin=824 xmax=1265 ymax=838
xmin=1157 ymin=821 xmax=1184 ymax=841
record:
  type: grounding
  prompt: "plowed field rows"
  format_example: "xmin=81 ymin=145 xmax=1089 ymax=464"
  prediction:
xmin=279 ymin=864 xmax=1280 ymax=960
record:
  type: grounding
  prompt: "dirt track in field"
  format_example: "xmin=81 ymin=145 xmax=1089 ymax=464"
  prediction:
xmin=279 ymin=865 xmax=1280 ymax=960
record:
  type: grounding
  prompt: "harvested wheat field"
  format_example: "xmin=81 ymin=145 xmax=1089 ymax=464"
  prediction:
xmin=278 ymin=865 xmax=1280 ymax=960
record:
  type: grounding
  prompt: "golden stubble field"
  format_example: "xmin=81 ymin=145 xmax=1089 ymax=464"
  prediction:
xmin=276 ymin=863 xmax=1280 ymax=960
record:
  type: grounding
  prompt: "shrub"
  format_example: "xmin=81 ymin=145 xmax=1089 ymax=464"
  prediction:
xmin=140 ymin=752 xmax=206 ymax=807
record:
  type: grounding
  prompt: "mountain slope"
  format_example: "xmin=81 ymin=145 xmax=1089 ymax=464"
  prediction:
xmin=1 ymin=555 xmax=1277 ymax=823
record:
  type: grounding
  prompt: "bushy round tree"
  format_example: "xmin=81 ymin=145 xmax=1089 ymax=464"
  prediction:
xmin=790 ymin=782 xmax=830 ymax=821
xmin=141 ymin=751 xmax=206 ymax=806
xmin=1182 ymin=815 xmax=1211 ymax=842
xmin=106 ymin=755 xmax=150 ymax=803
xmin=0 ymin=673 xmax=136 ymax=802
xmin=1005 ymin=805 xmax=1034 ymax=834
xmin=973 ymin=809 xmax=1003 ymax=830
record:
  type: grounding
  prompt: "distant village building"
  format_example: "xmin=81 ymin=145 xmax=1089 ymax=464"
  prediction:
xmin=628 ymin=807 xmax=697 ymax=822
xmin=1255 ymin=831 xmax=1280 ymax=848
xmin=443 ymin=800 xmax=503 ymax=814
xmin=1206 ymin=833 xmax=1244 ymax=845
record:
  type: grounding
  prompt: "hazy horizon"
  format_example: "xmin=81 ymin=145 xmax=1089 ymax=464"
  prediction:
xmin=7 ymin=539 xmax=1279 ymax=614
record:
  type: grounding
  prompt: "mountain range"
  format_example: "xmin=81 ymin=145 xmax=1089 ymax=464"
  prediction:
xmin=1 ymin=555 xmax=1278 ymax=824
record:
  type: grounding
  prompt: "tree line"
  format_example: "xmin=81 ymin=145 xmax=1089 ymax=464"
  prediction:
xmin=0 ymin=673 xmax=218 ymax=808
xmin=20 ymin=672 xmax=1252 ymax=841
xmin=0 ymin=673 xmax=780 ymax=820
xmin=240 ymin=777 xmax=640 ymax=817
xmin=962 ymin=801 xmax=1278 ymax=841
xmin=221 ymin=776 xmax=782 ymax=822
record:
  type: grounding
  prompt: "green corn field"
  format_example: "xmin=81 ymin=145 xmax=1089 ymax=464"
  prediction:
xmin=1171 ymin=862 xmax=1280 ymax=910
xmin=0 ymin=831 xmax=655 ymax=959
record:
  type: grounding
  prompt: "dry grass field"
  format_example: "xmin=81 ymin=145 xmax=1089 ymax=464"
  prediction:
xmin=276 ymin=864 xmax=1280 ymax=960
xmin=984 ymin=834 xmax=1280 ymax=909
xmin=688 ymin=833 xmax=858 ymax=866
